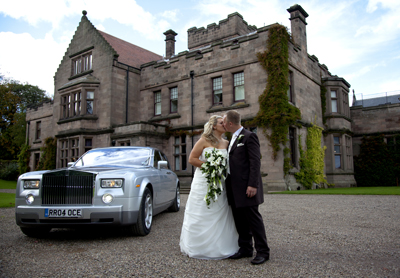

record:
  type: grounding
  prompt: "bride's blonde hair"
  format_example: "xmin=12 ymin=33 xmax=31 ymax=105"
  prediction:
xmin=201 ymin=115 xmax=222 ymax=146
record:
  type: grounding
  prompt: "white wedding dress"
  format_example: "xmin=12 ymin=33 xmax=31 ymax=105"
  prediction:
xmin=180 ymin=147 xmax=239 ymax=259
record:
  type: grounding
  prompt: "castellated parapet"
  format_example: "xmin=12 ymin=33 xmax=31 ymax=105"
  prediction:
xmin=187 ymin=12 xmax=257 ymax=50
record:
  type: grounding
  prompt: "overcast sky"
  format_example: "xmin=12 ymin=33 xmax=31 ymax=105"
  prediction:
xmin=1 ymin=0 xmax=399 ymax=102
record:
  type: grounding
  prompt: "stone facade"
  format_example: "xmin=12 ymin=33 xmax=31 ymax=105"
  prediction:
xmin=351 ymin=94 xmax=400 ymax=156
xmin=26 ymin=5 xmax=357 ymax=191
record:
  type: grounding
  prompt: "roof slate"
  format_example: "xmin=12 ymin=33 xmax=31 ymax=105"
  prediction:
xmin=353 ymin=94 xmax=400 ymax=107
xmin=98 ymin=30 xmax=162 ymax=68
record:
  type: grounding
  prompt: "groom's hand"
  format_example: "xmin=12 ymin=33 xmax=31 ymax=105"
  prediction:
xmin=246 ymin=186 xmax=257 ymax=198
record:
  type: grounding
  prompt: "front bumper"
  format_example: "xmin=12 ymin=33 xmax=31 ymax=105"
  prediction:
xmin=16 ymin=204 xmax=139 ymax=228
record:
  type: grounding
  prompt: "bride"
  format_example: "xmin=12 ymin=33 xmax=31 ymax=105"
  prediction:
xmin=180 ymin=115 xmax=239 ymax=259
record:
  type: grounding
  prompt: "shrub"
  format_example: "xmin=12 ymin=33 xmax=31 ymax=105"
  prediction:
xmin=0 ymin=162 xmax=19 ymax=181
xmin=354 ymin=135 xmax=397 ymax=187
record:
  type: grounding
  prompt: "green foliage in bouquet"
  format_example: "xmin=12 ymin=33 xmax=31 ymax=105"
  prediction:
xmin=200 ymin=148 xmax=227 ymax=208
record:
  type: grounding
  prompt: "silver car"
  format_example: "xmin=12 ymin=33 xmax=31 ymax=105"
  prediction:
xmin=15 ymin=147 xmax=180 ymax=237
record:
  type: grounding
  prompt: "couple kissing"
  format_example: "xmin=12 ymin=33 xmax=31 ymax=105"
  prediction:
xmin=180 ymin=110 xmax=270 ymax=265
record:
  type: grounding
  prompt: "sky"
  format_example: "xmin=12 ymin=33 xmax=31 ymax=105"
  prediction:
xmin=0 ymin=0 xmax=399 ymax=102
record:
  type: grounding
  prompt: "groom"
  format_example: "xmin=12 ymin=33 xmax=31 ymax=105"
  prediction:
xmin=223 ymin=110 xmax=270 ymax=265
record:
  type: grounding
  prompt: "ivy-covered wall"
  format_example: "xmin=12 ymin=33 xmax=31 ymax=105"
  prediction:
xmin=295 ymin=122 xmax=328 ymax=189
xmin=37 ymin=137 xmax=57 ymax=170
xmin=253 ymin=24 xmax=301 ymax=161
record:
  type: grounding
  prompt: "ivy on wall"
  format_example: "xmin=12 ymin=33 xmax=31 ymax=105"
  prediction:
xmin=252 ymin=24 xmax=301 ymax=160
xmin=295 ymin=121 xmax=327 ymax=189
xmin=17 ymin=144 xmax=30 ymax=174
xmin=37 ymin=137 xmax=57 ymax=170
xmin=167 ymin=129 xmax=203 ymax=138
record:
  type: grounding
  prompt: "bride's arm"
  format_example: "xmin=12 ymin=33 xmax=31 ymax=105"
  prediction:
xmin=188 ymin=137 xmax=208 ymax=168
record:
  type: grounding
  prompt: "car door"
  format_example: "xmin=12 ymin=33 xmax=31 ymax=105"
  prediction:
xmin=159 ymin=151 xmax=176 ymax=202
xmin=153 ymin=150 xmax=170 ymax=205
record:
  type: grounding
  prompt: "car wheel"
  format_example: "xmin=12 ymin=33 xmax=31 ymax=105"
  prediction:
xmin=168 ymin=185 xmax=180 ymax=212
xmin=131 ymin=187 xmax=153 ymax=236
xmin=20 ymin=227 xmax=51 ymax=238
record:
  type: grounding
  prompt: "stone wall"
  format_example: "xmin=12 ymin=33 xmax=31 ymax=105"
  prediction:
xmin=187 ymin=12 xmax=257 ymax=51
xmin=26 ymin=101 xmax=54 ymax=171
xmin=351 ymin=103 xmax=400 ymax=156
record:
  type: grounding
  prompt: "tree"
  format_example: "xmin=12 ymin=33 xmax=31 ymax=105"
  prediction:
xmin=0 ymin=75 xmax=50 ymax=160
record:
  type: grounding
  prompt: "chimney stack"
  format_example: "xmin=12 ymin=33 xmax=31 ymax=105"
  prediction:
xmin=287 ymin=4 xmax=309 ymax=53
xmin=164 ymin=29 xmax=178 ymax=59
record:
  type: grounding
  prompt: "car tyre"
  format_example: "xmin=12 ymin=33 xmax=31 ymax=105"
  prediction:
xmin=20 ymin=227 xmax=51 ymax=238
xmin=131 ymin=187 xmax=153 ymax=236
xmin=168 ymin=185 xmax=180 ymax=212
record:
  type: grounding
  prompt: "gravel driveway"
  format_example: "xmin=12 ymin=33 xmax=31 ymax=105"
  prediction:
xmin=1 ymin=194 xmax=399 ymax=277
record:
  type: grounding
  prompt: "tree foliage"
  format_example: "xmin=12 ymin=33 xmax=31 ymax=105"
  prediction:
xmin=0 ymin=74 xmax=50 ymax=160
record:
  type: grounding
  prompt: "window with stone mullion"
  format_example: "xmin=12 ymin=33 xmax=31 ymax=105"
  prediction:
xmin=170 ymin=87 xmax=178 ymax=113
xmin=333 ymin=135 xmax=341 ymax=169
xmin=213 ymin=77 xmax=223 ymax=104
xmin=154 ymin=91 xmax=161 ymax=116
xmin=233 ymin=72 xmax=244 ymax=102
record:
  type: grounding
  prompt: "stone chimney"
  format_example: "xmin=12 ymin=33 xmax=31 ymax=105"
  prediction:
xmin=287 ymin=4 xmax=309 ymax=53
xmin=164 ymin=29 xmax=178 ymax=59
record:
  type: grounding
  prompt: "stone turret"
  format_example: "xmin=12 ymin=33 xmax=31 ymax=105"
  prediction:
xmin=187 ymin=12 xmax=257 ymax=51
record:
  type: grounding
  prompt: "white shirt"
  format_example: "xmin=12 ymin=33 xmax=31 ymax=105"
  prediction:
xmin=228 ymin=127 xmax=243 ymax=153
xmin=227 ymin=127 xmax=243 ymax=174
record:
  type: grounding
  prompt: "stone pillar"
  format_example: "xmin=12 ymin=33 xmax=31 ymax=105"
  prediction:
xmin=287 ymin=4 xmax=309 ymax=53
xmin=163 ymin=29 xmax=178 ymax=59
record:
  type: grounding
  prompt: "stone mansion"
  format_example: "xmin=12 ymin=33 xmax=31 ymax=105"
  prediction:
xmin=26 ymin=5 xmax=359 ymax=191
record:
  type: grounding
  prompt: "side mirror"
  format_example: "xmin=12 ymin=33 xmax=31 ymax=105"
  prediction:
xmin=158 ymin=161 xmax=168 ymax=170
xmin=67 ymin=162 xmax=75 ymax=167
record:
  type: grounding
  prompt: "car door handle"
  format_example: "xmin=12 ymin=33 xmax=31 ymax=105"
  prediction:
xmin=166 ymin=171 xmax=172 ymax=174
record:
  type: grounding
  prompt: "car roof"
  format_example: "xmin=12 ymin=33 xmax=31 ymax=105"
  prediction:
xmin=87 ymin=146 xmax=159 ymax=152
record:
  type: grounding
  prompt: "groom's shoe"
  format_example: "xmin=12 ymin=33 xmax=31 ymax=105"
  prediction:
xmin=229 ymin=252 xmax=253 ymax=259
xmin=251 ymin=254 xmax=269 ymax=265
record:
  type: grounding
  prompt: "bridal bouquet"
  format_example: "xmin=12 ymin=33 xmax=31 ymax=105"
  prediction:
xmin=200 ymin=148 xmax=227 ymax=208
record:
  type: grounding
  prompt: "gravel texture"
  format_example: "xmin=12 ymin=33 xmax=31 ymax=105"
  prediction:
xmin=1 ymin=194 xmax=399 ymax=277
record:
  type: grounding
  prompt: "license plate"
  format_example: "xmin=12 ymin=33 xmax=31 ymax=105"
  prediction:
xmin=45 ymin=208 xmax=82 ymax=218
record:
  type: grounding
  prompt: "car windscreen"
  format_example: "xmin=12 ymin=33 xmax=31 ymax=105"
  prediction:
xmin=73 ymin=148 xmax=151 ymax=167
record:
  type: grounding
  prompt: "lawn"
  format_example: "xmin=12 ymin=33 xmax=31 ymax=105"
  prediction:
xmin=270 ymin=187 xmax=400 ymax=195
xmin=0 ymin=179 xmax=16 ymax=208
xmin=0 ymin=179 xmax=17 ymax=189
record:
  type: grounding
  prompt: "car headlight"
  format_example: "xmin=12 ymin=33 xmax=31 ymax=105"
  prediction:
xmin=101 ymin=179 xmax=123 ymax=188
xmin=23 ymin=180 xmax=40 ymax=189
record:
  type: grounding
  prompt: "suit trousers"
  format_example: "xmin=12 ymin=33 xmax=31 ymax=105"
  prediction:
xmin=231 ymin=205 xmax=270 ymax=257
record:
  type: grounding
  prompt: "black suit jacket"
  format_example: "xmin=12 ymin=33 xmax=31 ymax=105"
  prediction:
xmin=227 ymin=128 xmax=264 ymax=208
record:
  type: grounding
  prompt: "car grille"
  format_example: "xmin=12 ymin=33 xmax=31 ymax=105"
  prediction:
xmin=42 ymin=170 xmax=95 ymax=205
